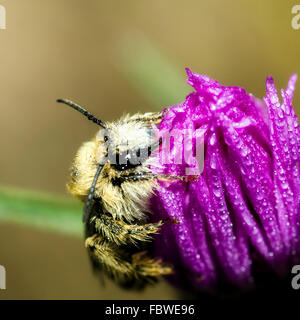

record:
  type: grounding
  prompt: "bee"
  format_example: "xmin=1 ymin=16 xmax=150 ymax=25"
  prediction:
xmin=57 ymin=99 xmax=186 ymax=288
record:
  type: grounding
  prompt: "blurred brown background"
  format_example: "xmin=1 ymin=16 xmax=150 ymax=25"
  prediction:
xmin=0 ymin=0 xmax=299 ymax=299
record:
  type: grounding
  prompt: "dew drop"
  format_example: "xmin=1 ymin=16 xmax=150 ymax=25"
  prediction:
xmin=210 ymin=154 xmax=217 ymax=169
xmin=213 ymin=188 xmax=222 ymax=198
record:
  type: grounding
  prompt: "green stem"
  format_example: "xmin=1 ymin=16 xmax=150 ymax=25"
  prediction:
xmin=0 ymin=186 xmax=83 ymax=237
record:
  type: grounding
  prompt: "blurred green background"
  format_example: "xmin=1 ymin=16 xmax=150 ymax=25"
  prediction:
xmin=0 ymin=0 xmax=299 ymax=299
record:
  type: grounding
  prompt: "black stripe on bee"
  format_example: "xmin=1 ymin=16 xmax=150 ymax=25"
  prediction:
xmin=111 ymin=173 xmax=153 ymax=187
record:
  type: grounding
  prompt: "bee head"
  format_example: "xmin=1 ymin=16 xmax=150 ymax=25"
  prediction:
xmin=96 ymin=119 xmax=154 ymax=172
xmin=58 ymin=99 xmax=157 ymax=223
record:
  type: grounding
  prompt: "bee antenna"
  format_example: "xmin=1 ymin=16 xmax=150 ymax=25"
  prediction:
xmin=57 ymin=98 xmax=106 ymax=128
xmin=83 ymin=162 xmax=105 ymax=223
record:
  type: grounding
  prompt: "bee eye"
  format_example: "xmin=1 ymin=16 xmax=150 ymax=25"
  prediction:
xmin=104 ymin=136 xmax=109 ymax=142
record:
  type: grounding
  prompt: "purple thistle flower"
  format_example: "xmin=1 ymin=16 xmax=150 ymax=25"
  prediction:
xmin=150 ymin=68 xmax=300 ymax=292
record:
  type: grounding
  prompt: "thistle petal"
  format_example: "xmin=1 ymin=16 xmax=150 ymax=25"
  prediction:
xmin=150 ymin=70 xmax=300 ymax=292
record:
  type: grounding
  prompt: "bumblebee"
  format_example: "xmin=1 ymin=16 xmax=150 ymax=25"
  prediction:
xmin=57 ymin=99 xmax=184 ymax=288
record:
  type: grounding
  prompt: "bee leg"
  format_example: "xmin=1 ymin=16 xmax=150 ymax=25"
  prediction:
xmin=85 ymin=234 xmax=137 ymax=281
xmin=124 ymin=173 xmax=199 ymax=183
xmin=128 ymin=109 xmax=168 ymax=124
xmin=132 ymin=251 xmax=173 ymax=277
xmin=93 ymin=214 xmax=176 ymax=245
xmin=153 ymin=174 xmax=199 ymax=182
xmin=125 ymin=218 xmax=177 ymax=242
xmin=85 ymin=235 xmax=173 ymax=284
